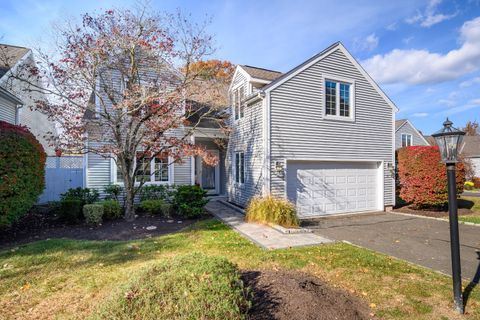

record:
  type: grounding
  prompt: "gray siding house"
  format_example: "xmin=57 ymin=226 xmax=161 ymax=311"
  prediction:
xmin=395 ymin=119 xmax=429 ymax=150
xmin=0 ymin=86 xmax=22 ymax=124
xmin=227 ymin=42 xmax=397 ymax=217
xmin=84 ymin=42 xmax=397 ymax=218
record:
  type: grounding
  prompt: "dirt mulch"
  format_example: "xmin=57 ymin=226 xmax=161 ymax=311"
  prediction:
xmin=0 ymin=207 xmax=200 ymax=250
xmin=394 ymin=205 xmax=474 ymax=218
xmin=242 ymin=269 xmax=374 ymax=320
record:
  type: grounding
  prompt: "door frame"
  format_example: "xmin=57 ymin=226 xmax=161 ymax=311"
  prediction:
xmin=198 ymin=149 xmax=220 ymax=195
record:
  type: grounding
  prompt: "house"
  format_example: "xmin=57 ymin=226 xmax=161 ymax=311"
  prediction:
xmin=0 ymin=44 xmax=57 ymax=155
xmin=395 ymin=119 xmax=429 ymax=149
xmin=226 ymin=42 xmax=397 ymax=217
xmin=460 ymin=136 xmax=480 ymax=179
xmin=83 ymin=41 xmax=397 ymax=218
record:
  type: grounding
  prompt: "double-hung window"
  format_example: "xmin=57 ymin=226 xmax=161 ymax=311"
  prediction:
xmin=401 ymin=134 xmax=413 ymax=147
xmin=234 ymin=152 xmax=245 ymax=184
xmin=324 ymin=78 xmax=354 ymax=120
xmin=232 ymin=86 xmax=245 ymax=121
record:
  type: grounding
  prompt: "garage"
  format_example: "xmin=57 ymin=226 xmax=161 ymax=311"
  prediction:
xmin=286 ymin=161 xmax=382 ymax=217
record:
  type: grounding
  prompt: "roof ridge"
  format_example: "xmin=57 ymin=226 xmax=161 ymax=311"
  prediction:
xmin=241 ymin=65 xmax=283 ymax=74
xmin=0 ymin=43 xmax=29 ymax=50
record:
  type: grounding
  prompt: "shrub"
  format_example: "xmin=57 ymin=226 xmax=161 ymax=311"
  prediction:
xmin=83 ymin=203 xmax=104 ymax=225
xmin=172 ymin=185 xmax=208 ymax=218
xmin=397 ymin=146 xmax=465 ymax=209
xmin=93 ymin=253 xmax=249 ymax=320
xmin=61 ymin=187 xmax=99 ymax=206
xmin=103 ymin=184 xmax=124 ymax=202
xmin=139 ymin=184 xmax=175 ymax=202
xmin=0 ymin=121 xmax=46 ymax=227
xmin=465 ymin=181 xmax=475 ymax=190
xmin=100 ymin=200 xmax=122 ymax=219
xmin=59 ymin=199 xmax=83 ymax=224
xmin=140 ymin=199 xmax=168 ymax=216
xmin=246 ymin=195 xmax=299 ymax=227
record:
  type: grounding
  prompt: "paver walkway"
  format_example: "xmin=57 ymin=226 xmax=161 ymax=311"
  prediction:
xmin=206 ymin=201 xmax=332 ymax=249
xmin=305 ymin=212 xmax=480 ymax=281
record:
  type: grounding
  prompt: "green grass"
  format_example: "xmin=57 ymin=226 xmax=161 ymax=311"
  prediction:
xmin=0 ymin=219 xmax=479 ymax=319
xmin=458 ymin=196 xmax=480 ymax=224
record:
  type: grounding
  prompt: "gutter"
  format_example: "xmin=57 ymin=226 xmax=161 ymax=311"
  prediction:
xmin=243 ymin=91 xmax=265 ymax=105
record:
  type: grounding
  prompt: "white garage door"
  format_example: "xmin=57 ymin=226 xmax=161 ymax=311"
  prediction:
xmin=287 ymin=161 xmax=380 ymax=217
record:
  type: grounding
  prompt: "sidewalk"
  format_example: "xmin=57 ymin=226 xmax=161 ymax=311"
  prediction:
xmin=205 ymin=201 xmax=332 ymax=250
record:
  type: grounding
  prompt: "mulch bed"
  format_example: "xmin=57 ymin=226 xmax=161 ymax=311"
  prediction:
xmin=394 ymin=205 xmax=474 ymax=218
xmin=243 ymin=269 xmax=374 ymax=320
xmin=0 ymin=206 xmax=200 ymax=250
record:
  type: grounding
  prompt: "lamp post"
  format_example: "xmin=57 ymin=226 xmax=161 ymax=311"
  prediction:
xmin=432 ymin=118 xmax=465 ymax=314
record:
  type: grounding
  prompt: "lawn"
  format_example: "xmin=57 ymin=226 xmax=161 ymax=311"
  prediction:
xmin=0 ymin=219 xmax=479 ymax=319
xmin=459 ymin=196 xmax=480 ymax=224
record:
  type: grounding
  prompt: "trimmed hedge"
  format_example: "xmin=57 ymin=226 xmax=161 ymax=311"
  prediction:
xmin=59 ymin=199 xmax=83 ymax=224
xmin=173 ymin=185 xmax=208 ymax=218
xmin=100 ymin=200 xmax=122 ymax=219
xmin=397 ymin=146 xmax=465 ymax=208
xmin=83 ymin=203 xmax=104 ymax=225
xmin=93 ymin=253 xmax=249 ymax=320
xmin=246 ymin=195 xmax=299 ymax=227
xmin=140 ymin=199 xmax=170 ymax=216
xmin=0 ymin=121 xmax=46 ymax=227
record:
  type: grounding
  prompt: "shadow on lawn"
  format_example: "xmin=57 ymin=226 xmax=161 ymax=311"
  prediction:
xmin=463 ymin=251 xmax=480 ymax=311
xmin=458 ymin=198 xmax=475 ymax=210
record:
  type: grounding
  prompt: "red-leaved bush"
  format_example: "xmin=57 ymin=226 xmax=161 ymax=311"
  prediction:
xmin=0 ymin=121 xmax=46 ymax=227
xmin=397 ymin=146 xmax=465 ymax=209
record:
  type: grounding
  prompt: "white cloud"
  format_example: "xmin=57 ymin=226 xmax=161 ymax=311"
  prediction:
xmin=386 ymin=22 xmax=398 ymax=31
xmin=354 ymin=33 xmax=379 ymax=51
xmin=406 ymin=0 xmax=457 ymax=28
xmin=460 ymin=76 xmax=480 ymax=87
xmin=402 ymin=36 xmax=414 ymax=44
xmin=438 ymin=99 xmax=455 ymax=107
xmin=362 ymin=17 xmax=480 ymax=85
xmin=469 ymin=98 xmax=480 ymax=104
xmin=413 ymin=112 xmax=429 ymax=117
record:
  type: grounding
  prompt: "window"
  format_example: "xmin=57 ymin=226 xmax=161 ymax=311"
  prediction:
xmin=234 ymin=152 xmax=245 ymax=184
xmin=154 ymin=158 xmax=169 ymax=182
xmin=324 ymin=78 xmax=354 ymax=119
xmin=232 ymin=86 xmax=245 ymax=121
xmin=114 ymin=154 xmax=170 ymax=184
xmin=402 ymin=134 xmax=413 ymax=147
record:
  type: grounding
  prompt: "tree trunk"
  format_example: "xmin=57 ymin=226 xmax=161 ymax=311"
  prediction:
xmin=123 ymin=174 xmax=136 ymax=221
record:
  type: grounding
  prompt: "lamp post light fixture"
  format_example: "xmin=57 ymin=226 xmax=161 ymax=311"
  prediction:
xmin=431 ymin=118 xmax=465 ymax=314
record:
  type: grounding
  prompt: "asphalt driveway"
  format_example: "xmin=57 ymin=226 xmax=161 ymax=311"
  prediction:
xmin=305 ymin=212 xmax=480 ymax=282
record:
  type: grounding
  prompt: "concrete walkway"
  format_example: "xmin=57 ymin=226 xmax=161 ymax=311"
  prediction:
xmin=206 ymin=201 xmax=332 ymax=250
xmin=305 ymin=212 xmax=480 ymax=281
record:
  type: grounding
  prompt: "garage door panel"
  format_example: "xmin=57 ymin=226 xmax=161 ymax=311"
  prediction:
xmin=287 ymin=161 xmax=379 ymax=217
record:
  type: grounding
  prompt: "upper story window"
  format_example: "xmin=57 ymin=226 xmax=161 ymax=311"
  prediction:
xmin=324 ymin=77 xmax=354 ymax=121
xmin=402 ymin=134 xmax=413 ymax=147
xmin=232 ymin=85 xmax=245 ymax=121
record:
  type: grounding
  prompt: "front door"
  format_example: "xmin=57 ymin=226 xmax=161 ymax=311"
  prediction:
xmin=198 ymin=150 xmax=220 ymax=195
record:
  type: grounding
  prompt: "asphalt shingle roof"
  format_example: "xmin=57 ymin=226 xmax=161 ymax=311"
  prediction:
xmin=241 ymin=65 xmax=283 ymax=81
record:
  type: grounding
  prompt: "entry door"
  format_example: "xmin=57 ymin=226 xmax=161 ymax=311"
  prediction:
xmin=200 ymin=150 xmax=220 ymax=194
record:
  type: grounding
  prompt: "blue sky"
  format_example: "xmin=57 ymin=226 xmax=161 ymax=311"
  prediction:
xmin=1 ymin=0 xmax=480 ymax=134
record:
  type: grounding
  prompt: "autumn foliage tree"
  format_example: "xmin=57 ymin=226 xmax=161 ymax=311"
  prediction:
xmin=397 ymin=146 xmax=465 ymax=209
xmin=6 ymin=6 xmax=230 ymax=220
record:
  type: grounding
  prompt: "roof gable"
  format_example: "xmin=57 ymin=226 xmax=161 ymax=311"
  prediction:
xmin=0 ymin=44 xmax=30 ymax=80
xmin=395 ymin=119 xmax=429 ymax=145
xmin=460 ymin=136 xmax=480 ymax=158
xmin=262 ymin=42 xmax=398 ymax=112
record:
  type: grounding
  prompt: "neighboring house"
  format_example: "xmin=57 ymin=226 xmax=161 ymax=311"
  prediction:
xmin=0 ymin=44 xmax=57 ymax=155
xmin=0 ymin=86 xmax=22 ymax=124
xmin=460 ymin=136 xmax=480 ymax=178
xmin=226 ymin=42 xmax=397 ymax=217
xmin=82 ymin=41 xmax=397 ymax=218
xmin=395 ymin=119 xmax=429 ymax=150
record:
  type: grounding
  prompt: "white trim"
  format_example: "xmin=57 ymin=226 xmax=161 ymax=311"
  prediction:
xmin=190 ymin=127 xmax=226 ymax=139
xmin=378 ymin=161 xmax=385 ymax=211
xmin=233 ymin=151 xmax=246 ymax=185
xmin=396 ymin=119 xmax=430 ymax=145
xmin=190 ymin=135 xmax=195 ymax=185
xmin=392 ymin=111 xmax=396 ymax=207
xmin=264 ymin=92 xmax=271 ymax=195
xmin=0 ymin=49 xmax=32 ymax=85
xmin=322 ymin=74 xmax=356 ymax=122
xmin=250 ymin=77 xmax=271 ymax=84
xmin=263 ymin=43 xmax=398 ymax=112
xmin=84 ymin=135 xmax=89 ymax=188
xmin=228 ymin=66 xmax=252 ymax=92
